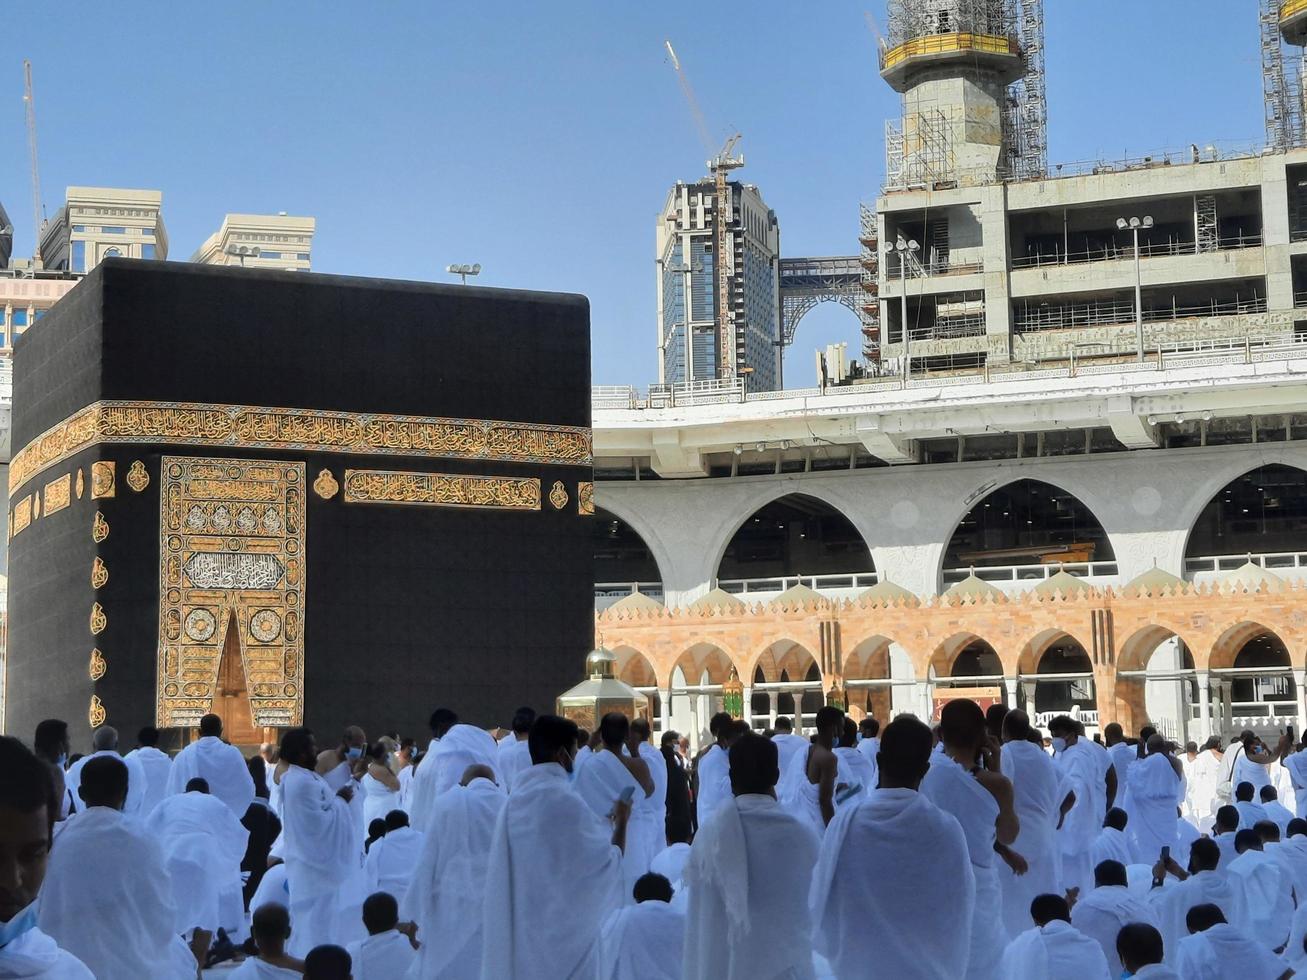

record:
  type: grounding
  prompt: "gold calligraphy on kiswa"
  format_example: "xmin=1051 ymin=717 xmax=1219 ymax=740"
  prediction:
xmin=11 ymin=400 xmax=592 ymax=496
xmin=342 ymin=469 xmax=541 ymax=511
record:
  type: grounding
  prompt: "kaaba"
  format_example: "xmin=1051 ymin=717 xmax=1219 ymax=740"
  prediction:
xmin=5 ymin=259 xmax=594 ymax=748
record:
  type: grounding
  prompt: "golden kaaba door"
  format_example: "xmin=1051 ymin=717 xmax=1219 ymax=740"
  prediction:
xmin=157 ymin=457 xmax=306 ymax=729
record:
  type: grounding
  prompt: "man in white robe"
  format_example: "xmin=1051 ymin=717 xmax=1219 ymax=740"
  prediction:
xmin=598 ymin=872 xmax=685 ymax=980
xmin=278 ymin=727 xmax=362 ymax=957
xmin=227 ymin=903 xmax=303 ymax=979
xmin=407 ymin=766 xmax=505 ymax=979
xmin=771 ymin=716 xmax=809 ymax=781
xmin=684 ymin=732 xmax=820 ymax=980
xmin=1103 ymin=723 xmax=1136 ymax=802
xmin=999 ymin=710 xmax=1065 ymax=938
xmin=857 ymin=717 xmax=880 ymax=778
xmin=481 ymin=715 xmax=627 ymax=980
xmin=1270 ymin=818 xmax=1307 ymax=902
xmin=1212 ymin=805 xmax=1241 ymax=868
xmin=0 ymin=735 xmax=93 ymax=979
xmin=402 ymin=708 xmax=456 ymax=832
xmin=37 ymin=756 xmax=196 ymax=979
xmin=1228 ymin=828 xmax=1293 ymax=950
xmin=631 ymin=718 xmax=667 ymax=850
xmin=1174 ymin=903 xmax=1290 ymax=979
xmin=1147 ymin=837 xmax=1247 ymax=963
xmin=1284 ymin=744 xmax=1307 ymax=820
xmin=920 ymin=698 xmax=1020 ymax=980
xmin=1000 ymin=893 xmax=1111 ymax=980
xmin=166 ymin=714 xmax=255 ymax=819
xmin=1091 ymin=807 xmax=1134 ymax=868
xmin=1235 ymin=780 xmax=1270 ymax=830
xmin=575 ymin=713 xmax=656 ymax=898
xmin=1116 ymin=923 xmax=1181 ymax=980
xmin=345 ymin=892 xmax=416 ymax=980
xmin=62 ymin=726 xmax=149 ymax=817
xmin=1070 ymin=859 xmax=1161 ymax=976
xmin=1187 ymin=737 xmax=1224 ymax=830
xmin=362 ymin=809 xmax=424 ymax=913
xmin=813 ymin=715 xmax=975 ymax=980
xmin=145 ymin=777 xmax=249 ymax=951
xmin=1260 ymin=785 xmax=1295 ymax=832
xmin=124 ymin=726 xmax=173 ymax=817
xmin=496 ymin=707 xmax=534 ymax=792
xmin=1126 ymin=735 xmax=1184 ymax=864
xmin=409 ymin=721 xmax=497 ymax=832
xmin=834 ymin=717 xmax=875 ymax=804
xmin=778 ymin=707 xmax=841 ymax=835
xmin=1049 ymin=714 xmax=1110 ymax=897
xmin=693 ymin=713 xmax=739 ymax=828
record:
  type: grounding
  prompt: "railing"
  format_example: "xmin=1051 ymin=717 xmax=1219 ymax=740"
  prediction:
xmin=592 ymin=385 xmax=641 ymax=410
xmin=1012 ymin=233 xmax=1263 ymax=270
xmin=1296 ymin=290 xmax=1307 ymax=309
xmin=907 ymin=317 xmax=985 ymax=342
xmin=880 ymin=31 xmax=1018 ymax=72
xmin=717 ymin=571 xmax=880 ymax=596
xmin=1185 ymin=551 xmax=1307 ymax=574
xmin=1032 ymin=709 xmax=1100 ymax=729
xmin=942 ymin=562 xmax=1118 ymax=585
xmin=593 ymin=331 xmax=1307 ymax=411
xmin=1014 ymin=296 xmax=1268 ymax=334
xmin=594 ymin=582 xmax=665 ymax=611
xmin=886 ymin=258 xmax=984 ymax=279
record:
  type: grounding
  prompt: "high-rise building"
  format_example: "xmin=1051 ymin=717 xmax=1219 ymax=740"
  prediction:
xmin=0 ymin=202 xmax=12 ymax=270
xmin=37 ymin=187 xmax=168 ymax=273
xmin=656 ymin=178 xmax=781 ymax=391
xmin=191 ymin=213 xmax=315 ymax=270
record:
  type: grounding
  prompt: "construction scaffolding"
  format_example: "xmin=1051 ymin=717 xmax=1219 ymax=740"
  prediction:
xmin=885 ymin=0 xmax=1013 ymax=46
xmin=1002 ymin=0 xmax=1047 ymax=181
xmin=1262 ymin=0 xmax=1305 ymax=152
xmin=885 ymin=108 xmax=956 ymax=191
xmin=859 ymin=203 xmax=881 ymax=363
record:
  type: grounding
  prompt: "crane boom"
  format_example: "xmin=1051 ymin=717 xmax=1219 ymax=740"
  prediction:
xmin=664 ymin=41 xmax=714 ymax=156
xmin=23 ymin=60 xmax=44 ymax=264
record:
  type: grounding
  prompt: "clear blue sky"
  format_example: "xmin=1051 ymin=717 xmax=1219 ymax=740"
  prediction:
xmin=5 ymin=1 xmax=1265 ymax=388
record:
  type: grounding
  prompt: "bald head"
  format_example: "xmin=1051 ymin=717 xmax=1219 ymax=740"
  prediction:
xmin=91 ymin=726 xmax=118 ymax=752
xmin=1002 ymin=709 xmax=1031 ymax=743
xmin=460 ymin=764 xmax=496 ymax=786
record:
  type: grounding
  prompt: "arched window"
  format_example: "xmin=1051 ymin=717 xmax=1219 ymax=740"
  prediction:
xmin=1186 ymin=465 xmax=1307 ymax=570
xmin=944 ymin=480 xmax=1115 ymax=582
xmin=594 ymin=508 xmax=662 ymax=600
xmin=717 ymin=494 xmax=873 ymax=586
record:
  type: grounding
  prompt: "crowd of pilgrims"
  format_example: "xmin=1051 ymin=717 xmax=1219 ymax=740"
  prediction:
xmin=6 ymin=701 xmax=1307 ymax=979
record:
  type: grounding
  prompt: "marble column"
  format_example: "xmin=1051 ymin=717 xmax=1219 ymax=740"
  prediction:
xmin=768 ymin=692 xmax=779 ymax=728
xmin=743 ymin=685 xmax=754 ymax=727
xmin=1195 ymin=672 xmax=1212 ymax=741
xmin=660 ymin=688 xmax=673 ymax=737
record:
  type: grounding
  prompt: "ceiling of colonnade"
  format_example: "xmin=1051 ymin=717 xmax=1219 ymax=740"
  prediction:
xmin=1185 ymin=465 xmax=1307 ymax=560
xmin=594 ymin=507 xmax=662 ymax=585
xmin=944 ymin=480 xmax=1115 ymax=569
xmin=717 ymin=493 xmax=873 ymax=581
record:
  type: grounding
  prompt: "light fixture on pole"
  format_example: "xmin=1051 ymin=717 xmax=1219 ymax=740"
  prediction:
xmin=1115 ymin=216 xmax=1153 ymax=362
xmin=446 ymin=263 xmax=481 ymax=285
xmin=893 ymin=237 xmax=920 ymax=385
xmin=225 ymin=244 xmax=261 ymax=267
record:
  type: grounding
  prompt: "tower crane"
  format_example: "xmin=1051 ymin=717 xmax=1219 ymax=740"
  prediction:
xmin=664 ymin=41 xmax=744 ymax=381
xmin=23 ymin=60 xmax=45 ymax=266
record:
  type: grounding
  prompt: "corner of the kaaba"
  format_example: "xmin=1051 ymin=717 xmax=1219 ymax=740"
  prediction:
xmin=5 ymin=258 xmax=595 ymax=750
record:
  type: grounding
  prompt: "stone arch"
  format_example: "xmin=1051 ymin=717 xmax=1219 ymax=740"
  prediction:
xmin=929 ymin=632 xmax=1002 ymax=679
xmin=1209 ymin=621 xmax=1290 ymax=671
xmin=1182 ymin=462 xmax=1307 ymax=568
xmin=846 ymin=633 xmax=910 ymax=721
xmin=671 ymin=642 xmax=744 ymax=688
xmin=612 ymin=645 xmax=658 ymax=688
xmin=594 ymin=506 xmax=665 ymax=591
xmin=708 ymin=489 xmax=876 ymax=588
xmin=940 ymin=478 xmax=1116 ymax=585
xmin=1118 ymin=625 xmax=1197 ymax=674
xmin=1210 ymin=622 xmax=1297 ymax=724
xmin=591 ymin=494 xmax=677 ymax=594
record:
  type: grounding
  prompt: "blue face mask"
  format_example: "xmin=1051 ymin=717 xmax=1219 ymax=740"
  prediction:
xmin=0 ymin=902 xmax=38 ymax=950
xmin=345 ymin=746 xmax=362 ymax=761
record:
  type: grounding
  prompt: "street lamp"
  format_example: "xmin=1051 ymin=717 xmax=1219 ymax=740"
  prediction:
xmin=893 ymin=237 xmax=920 ymax=385
xmin=446 ymin=263 xmax=481 ymax=285
xmin=225 ymin=245 xmax=261 ymax=267
xmin=1116 ymin=215 xmax=1153 ymax=362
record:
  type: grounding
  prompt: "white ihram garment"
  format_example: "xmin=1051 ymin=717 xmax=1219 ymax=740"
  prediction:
xmin=360 ymin=771 xmax=400 ymax=825
xmin=999 ymin=920 xmax=1111 ymax=980
xmin=683 ymin=794 xmax=820 ymax=980
xmin=407 ymin=726 xmax=498 ymax=832
xmin=123 ymin=745 xmax=173 ymax=815
xmin=407 ymin=777 xmax=505 ymax=979
xmin=1175 ymin=921 xmax=1287 ymax=979
xmin=1146 ymin=870 xmax=1247 ymax=964
xmin=1186 ymin=750 xmax=1224 ymax=829
xmin=363 ymin=824 xmax=424 ymax=912
xmin=480 ymin=763 xmax=623 ymax=980
xmin=1284 ymin=750 xmax=1307 ymax=819
xmin=63 ymin=750 xmax=149 ymax=817
xmin=225 ymin=958 xmax=301 ymax=979
xmin=166 ymin=735 xmax=256 ymax=818
xmin=598 ymin=901 xmax=686 ymax=980
xmin=694 ymin=744 xmax=730 ymax=825
xmin=496 ymin=736 xmax=531 ymax=791
xmin=812 ymin=788 xmax=974 ymax=980
xmin=999 ymin=739 xmax=1063 ymax=938
xmin=37 ymin=807 xmax=195 ymax=980
xmin=1090 ymin=826 xmax=1133 ymax=869
xmin=0 ymin=924 xmax=93 ymax=979
xmin=1070 ymin=884 xmax=1160 ymax=976
xmin=920 ymin=755 xmax=1007 ymax=980
xmin=1125 ymin=753 xmax=1183 ymax=863
xmin=574 ymin=748 xmax=658 ymax=898
xmin=1228 ymin=847 xmax=1293 ymax=949
xmin=280 ymin=765 xmax=360 ymax=957
xmin=1054 ymin=740 xmax=1107 ymax=896
xmin=145 ymin=790 xmax=249 ymax=936
xmin=345 ymin=929 xmax=416 ymax=980
xmin=833 ymin=745 xmax=875 ymax=803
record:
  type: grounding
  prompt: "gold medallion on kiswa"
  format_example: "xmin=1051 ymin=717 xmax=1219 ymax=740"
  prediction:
xmin=342 ymin=469 xmax=541 ymax=511
xmin=10 ymin=400 xmax=591 ymax=496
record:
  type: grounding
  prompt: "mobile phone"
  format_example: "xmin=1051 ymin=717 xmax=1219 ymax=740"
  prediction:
xmin=618 ymin=785 xmax=636 ymax=805
xmin=1160 ymin=846 xmax=1170 ymax=864
xmin=836 ymin=783 xmax=863 ymax=805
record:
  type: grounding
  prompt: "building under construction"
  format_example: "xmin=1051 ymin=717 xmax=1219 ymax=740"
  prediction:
xmin=874 ymin=0 xmax=1307 ymax=376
